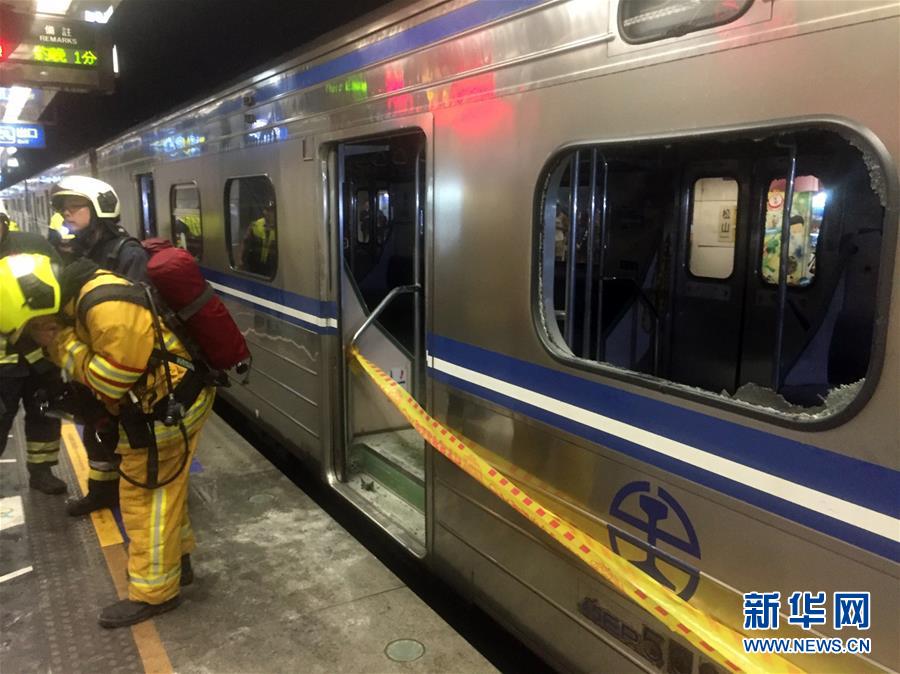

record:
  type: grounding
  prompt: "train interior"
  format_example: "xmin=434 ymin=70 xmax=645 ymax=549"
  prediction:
xmin=547 ymin=128 xmax=884 ymax=414
xmin=338 ymin=131 xmax=427 ymax=553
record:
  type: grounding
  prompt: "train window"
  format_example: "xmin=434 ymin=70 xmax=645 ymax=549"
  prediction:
xmin=618 ymin=0 xmax=754 ymax=44
xmin=538 ymin=128 xmax=887 ymax=421
xmin=170 ymin=183 xmax=203 ymax=259
xmin=689 ymin=177 xmax=737 ymax=279
xmin=225 ymin=175 xmax=277 ymax=279
xmin=136 ymin=173 xmax=157 ymax=239
xmin=760 ymin=175 xmax=824 ymax=287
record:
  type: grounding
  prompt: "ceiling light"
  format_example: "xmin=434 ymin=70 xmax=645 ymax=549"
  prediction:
xmin=2 ymin=87 xmax=33 ymax=123
xmin=85 ymin=5 xmax=114 ymax=23
xmin=36 ymin=0 xmax=73 ymax=15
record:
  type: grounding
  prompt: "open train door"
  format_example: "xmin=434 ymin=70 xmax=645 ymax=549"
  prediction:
xmin=329 ymin=127 xmax=429 ymax=556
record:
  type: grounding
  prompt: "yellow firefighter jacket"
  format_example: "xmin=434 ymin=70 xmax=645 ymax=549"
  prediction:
xmin=45 ymin=272 xmax=213 ymax=452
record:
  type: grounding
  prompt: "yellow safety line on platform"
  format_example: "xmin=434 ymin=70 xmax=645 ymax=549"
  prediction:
xmin=102 ymin=545 xmax=175 ymax=674
xmin=351 ymin=348 xmax=803 ymax=674
xmin=63 ymin=421 xmax=174 ymax=674
xmin=61 ymin=422 xmax=123 ymax=547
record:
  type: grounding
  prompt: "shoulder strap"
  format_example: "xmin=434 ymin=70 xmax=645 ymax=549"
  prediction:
xmin=77 ymin=282 xmax=149 ymax=327
xmin=106 ymin=235 xmax=141 ymax=268
xmin=176 ymin=282 xmax=215 ymax=322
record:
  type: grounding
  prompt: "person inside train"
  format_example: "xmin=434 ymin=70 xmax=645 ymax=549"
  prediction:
xmin=238 ymin=200 xmax=277 ymax=277
xmin=0 ymin=251 xmax=214 ymax=628
xmin=0 ymin=210 xmax=67 ymax=495
xmin=49 ymin=177 xmax=149 ymax=517
xmin=172 ymin=214 xmax=202 ymax=258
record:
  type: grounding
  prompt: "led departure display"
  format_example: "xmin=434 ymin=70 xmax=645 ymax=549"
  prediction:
xmin=0 ymin=7 xmax=113 ymax=92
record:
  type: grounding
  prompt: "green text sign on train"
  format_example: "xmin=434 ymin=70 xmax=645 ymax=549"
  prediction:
xmin=0 ymin=7 xmax=114 ymax=93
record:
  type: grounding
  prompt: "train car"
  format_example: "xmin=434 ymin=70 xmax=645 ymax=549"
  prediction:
xmin=3 ymin=1 xmax=898 ymax=672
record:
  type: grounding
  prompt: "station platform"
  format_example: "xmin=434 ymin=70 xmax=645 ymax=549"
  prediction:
xmin=0 ymin=412 xmax=497 ymax=674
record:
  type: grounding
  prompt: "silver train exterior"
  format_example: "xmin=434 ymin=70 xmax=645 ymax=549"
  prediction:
xmin=3 ymin=1 xmax=898 ymax=672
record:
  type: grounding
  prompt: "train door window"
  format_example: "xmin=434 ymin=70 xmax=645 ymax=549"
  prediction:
xmin=760 ymin=175 xmax=824 ymax=287
xmin=618 ymin=0 xmax=754 ymax=44
xmin=689 ymin=177 xmax=737 ymax=279
xmin=170 ymin=182 xmax=203 ymax=259
xmin=225 ymin=175 xmax=277 ymax=279
xmin=136 ymin=173 xmax=156 ymax=239
xmin=537 ymin=127 xmax=887 ymax=422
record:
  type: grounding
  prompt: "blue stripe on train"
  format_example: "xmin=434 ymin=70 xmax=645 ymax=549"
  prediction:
xmin=201 ymin=267 xmax=337 ymax=335
xmin=273 ymin=1 xmax=543 ymax=100
xmin=428 ymin=335 xmax=900 ymax=562
xmin=142 ymin=0 xmax=546 ymax=149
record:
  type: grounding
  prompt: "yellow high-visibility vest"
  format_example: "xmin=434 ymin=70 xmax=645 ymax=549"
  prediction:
xmin=248 ymin=217 xmax=276 ymax=264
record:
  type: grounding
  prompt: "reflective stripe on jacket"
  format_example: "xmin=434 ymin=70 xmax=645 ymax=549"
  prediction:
xmin=0 ymin=334 xmax=43 ymax=366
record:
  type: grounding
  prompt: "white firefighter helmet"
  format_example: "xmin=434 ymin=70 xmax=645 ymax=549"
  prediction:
xmin=50 ymin=175 xmax=120 ymax=219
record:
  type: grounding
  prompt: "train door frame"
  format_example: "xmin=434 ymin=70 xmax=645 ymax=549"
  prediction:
xmin=134 ymin=171 xmax=157 ymax=239
xmin=320 ymin=113 xmax=435 ymax=558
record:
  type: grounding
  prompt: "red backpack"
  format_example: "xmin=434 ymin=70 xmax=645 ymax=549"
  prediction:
xmin=141 ymin=238 xmax=251 ymax=374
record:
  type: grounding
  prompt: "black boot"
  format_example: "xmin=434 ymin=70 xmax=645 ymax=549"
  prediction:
xmin=27 ymin=463 xmax=67 ymax=495
xmin=66 ymin=478 xmax=118 ymax=516
xmin=98 ymin=595 xmax=182 ymax=629
xmin=180 ymin=554 xmax=194 ymax=586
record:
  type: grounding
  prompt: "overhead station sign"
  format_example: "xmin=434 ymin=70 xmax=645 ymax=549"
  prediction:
xmin=0 ymin=6 xmax=114 ymax=92
xmin=0 ymin=122 xmax=46 ymax=148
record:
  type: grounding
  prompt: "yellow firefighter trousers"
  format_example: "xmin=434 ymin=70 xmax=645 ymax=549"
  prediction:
xmin=119 ymin=391 xmax=213 ymax=604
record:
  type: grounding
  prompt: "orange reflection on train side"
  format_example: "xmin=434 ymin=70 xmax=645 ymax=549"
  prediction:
xmin=441 ymin=73 xmax=513 ymax=140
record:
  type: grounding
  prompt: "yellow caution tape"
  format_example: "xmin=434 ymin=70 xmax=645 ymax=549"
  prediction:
xmin=351 ymin=348 xmax=804 ymax=674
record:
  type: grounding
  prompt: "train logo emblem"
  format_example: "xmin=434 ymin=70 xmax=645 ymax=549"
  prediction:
xmin=608 ymin=481 xmax=701 ymax=601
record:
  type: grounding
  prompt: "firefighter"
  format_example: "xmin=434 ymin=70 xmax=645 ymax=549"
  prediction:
xmin=49 ymin=176 xmax=149 ymax=517
xmin=0 ymin=212 xmax=66 ymax=494
xmin=0 ymin=252 xmax=214 ymax=627
xmin=50 ymin=176 xmax=148 ymax=280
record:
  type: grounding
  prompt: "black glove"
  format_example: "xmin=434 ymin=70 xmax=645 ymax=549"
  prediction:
xmin=36 ymin=381 xmax=110 ymax=426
